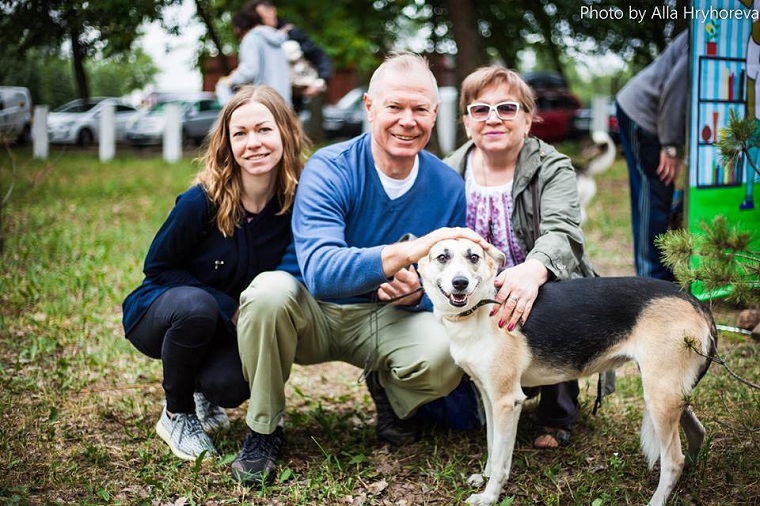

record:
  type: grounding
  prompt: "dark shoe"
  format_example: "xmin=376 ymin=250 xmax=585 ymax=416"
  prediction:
xmin=231 ymin=426 xmax=284 ymax=485
xmin=366 ymin=372 xmax=419 ymax=446
xmin=532 ymin=425 xmax=572 ymax=449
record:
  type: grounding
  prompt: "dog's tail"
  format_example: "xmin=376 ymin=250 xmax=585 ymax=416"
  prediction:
xmin=640 ymin=410 xmax=659 ymax=469
xmin=585 ymin=130 xmax=616 ymax=176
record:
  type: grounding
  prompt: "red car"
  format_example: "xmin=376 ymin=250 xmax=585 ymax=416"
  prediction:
xmin=530 ymin=89 xmax=583 ymax=143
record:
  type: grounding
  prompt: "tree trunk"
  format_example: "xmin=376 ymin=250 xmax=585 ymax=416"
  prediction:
xmin=532 ymin=4 xmax=566 ymax=81
xmin=446 ymin=0 xmax=487 ymax=87
xmin=70 ymin=28 xmax=90 ymax=100
xmin=195 ymin=0 xmax=231 ymax=75
xmin=446 ymin=0 xmax=487 ymax=146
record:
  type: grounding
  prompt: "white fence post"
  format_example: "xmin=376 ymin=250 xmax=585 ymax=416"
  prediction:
xmin=32 ymin=105 xmax=48 ymax=160
xmin=437 ymin=87 xmax=458 ymax=156
xmin=591 ymin=96 xmax=610 ymax=134
xmin=99 ymin=102 xmax=116 ymax=162
xmin=163 ymin=103 xmax=182 ymax=163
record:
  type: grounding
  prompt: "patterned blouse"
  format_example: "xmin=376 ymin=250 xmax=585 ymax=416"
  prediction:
xmin=464 ymin=157 xmax=526 ymax=268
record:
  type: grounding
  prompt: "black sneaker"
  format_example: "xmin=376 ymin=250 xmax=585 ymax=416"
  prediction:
xmin=365 ymin=372 xmax=419 ymax=446
xmin=231 ymin=426 xmax=284 ymax=485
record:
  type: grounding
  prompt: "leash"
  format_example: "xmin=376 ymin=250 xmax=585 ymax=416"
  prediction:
xmin=455 ymin=298 xmax=501 ymax=318
xmin=359 ymin=285 xmax=425 ymax=384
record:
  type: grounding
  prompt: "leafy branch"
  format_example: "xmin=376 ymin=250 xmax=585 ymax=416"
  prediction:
xmin=655 ymin=215 xmax=760 ymax=306
xmin=683 ymin=335 xmax=760 ymax=390
xmin=714 ymin=107 xmax=760 ymax=178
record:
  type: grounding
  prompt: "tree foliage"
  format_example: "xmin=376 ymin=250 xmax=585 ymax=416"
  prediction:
xmin=0 ymin=0 xmax=178 ymax=99
xmin=0 ymin=0 xmax=692 ymax=105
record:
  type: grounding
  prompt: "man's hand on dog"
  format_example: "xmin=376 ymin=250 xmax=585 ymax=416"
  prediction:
xmin=381 ymin=227 xmax=491 ymax=278
xmin=491 ymin=258 xmax=549 ymax=331
xmin=377 ymin=266 xmax=423 ymax=306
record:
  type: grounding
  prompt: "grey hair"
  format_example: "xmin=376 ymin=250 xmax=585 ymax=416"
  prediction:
xmin=367 ymin=52 xmax=439 ymax=101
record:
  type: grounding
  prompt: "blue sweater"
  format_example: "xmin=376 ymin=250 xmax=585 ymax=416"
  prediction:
xmin=122 ymin=184 xmax=291 ymax=335
xmin=290 ymin=133 xmax=466 ymax=305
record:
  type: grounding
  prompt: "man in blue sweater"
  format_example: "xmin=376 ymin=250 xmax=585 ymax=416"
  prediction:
xmin=232 ymin=52 xmax=488 ymax=485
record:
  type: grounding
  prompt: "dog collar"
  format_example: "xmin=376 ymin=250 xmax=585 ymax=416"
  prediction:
xmin=456 ymin=298 xmax=501 ymax=318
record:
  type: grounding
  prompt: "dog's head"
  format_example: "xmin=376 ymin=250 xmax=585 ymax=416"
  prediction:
xmin=418 ymin=238 xmax=505 ymax=316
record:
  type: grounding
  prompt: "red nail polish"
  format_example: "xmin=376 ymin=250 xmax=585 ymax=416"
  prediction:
xmin=507 ymin=322 xmax=515 ymax=331
xmin=498 ymin=318 xmax=505 ymax=328
xmin=489 ymin=308 xmax=497 ymax=317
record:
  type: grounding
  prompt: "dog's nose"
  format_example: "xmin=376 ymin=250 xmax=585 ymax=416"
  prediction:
xmin=452 ymin=276 xmax=469 ymax=291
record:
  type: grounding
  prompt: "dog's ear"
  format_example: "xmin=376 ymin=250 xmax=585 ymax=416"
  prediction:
xmin=485 ymin=247 xmax=506 ymax=270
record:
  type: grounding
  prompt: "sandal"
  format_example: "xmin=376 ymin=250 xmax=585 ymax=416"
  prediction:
xmin=532 ymin=425 xmax=572 ymax=449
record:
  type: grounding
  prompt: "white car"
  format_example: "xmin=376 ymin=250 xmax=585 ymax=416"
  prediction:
xmin=47 ymin=97 xmax=140 ymax=146
xmin=126 ymin=94 xmax=221 ymax=147
xmin=0 ymin=86 xmax=32 ymax=144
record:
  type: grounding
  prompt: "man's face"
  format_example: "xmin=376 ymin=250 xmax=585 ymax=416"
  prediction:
xmin=255 ymin=4 xmax=278 ymax=27
xmin=364 ymin=69 xmax=439 ymax=172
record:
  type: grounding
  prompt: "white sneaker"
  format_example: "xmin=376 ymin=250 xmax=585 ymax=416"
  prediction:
xmin=155 ymin=406 xmax=218 ymax=461
xmin=194 ymin=391 xmax=230 ymax=433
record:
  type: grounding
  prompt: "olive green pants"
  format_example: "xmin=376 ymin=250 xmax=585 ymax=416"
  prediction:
xmin=237 ymin=271 xmax=462 ymax=434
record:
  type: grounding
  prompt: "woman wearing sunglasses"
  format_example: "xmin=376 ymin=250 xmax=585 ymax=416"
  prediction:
xmin=444 ymin=66 xmax=597 ymax=449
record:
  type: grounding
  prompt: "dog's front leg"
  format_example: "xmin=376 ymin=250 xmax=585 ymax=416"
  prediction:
xmin=466 ymin=394 xmax=523 ymax=506
xmin=466 ymin=382 xmax=493 ymax=489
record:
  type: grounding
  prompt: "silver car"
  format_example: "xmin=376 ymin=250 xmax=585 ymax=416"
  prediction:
xmin=0 ymin=86 xmax=33 ymax=144
xmin=126 ymin=95 xmax=222 ymax=147
xmin=47 ymin=97 xmax=140 ymax=146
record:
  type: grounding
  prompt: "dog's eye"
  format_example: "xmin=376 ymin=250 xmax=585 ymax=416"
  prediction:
xmin=436 ymin=253 xmax=449 ymax=263
xmin=468 ymin=254 xmax=480 ymax=263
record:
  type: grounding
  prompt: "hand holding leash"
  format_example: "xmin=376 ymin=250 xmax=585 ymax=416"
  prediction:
xmin=491 ymin=258 xmax=548 ymax=331
xmin=377 ymin=266 xmax=423 ymax=306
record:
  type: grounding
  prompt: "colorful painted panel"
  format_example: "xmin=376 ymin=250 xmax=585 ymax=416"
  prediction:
xmin=688 ymin=0 xmax=760 ymax=229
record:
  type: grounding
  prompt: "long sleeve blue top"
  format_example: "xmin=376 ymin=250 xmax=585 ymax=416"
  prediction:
xmin=289 ymin=133 xmax=466 ymax=306
xmin=122 ymin=184 xmax=291 ymax=335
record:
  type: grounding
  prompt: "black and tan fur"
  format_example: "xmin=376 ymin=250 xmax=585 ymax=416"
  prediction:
xmin=418 ymin=238 xmax=716 ymax=506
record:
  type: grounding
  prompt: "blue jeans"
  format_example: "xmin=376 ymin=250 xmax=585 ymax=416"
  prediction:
xmin=616 ymin=101 xmax=676 ymax=281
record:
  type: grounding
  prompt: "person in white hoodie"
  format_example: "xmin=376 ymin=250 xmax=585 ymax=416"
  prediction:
xmin=217 ymin=10 xmax=292 ymax=106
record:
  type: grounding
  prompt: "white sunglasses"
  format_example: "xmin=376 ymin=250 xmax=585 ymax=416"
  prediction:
xmin=466 ymin=101 xmax=521 ymax=121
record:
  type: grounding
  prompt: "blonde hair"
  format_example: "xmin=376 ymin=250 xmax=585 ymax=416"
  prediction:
xmin=367 ymin=52 xmax=439 ymax=102
xmin=459 ymin=66 xmax=537 ymax=119
xmin=196 ymin=85 xmax=309 ymax=237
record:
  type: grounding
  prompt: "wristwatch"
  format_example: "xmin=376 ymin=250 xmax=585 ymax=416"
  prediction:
xmin=662 ymin=145 xmax=679 ymax=159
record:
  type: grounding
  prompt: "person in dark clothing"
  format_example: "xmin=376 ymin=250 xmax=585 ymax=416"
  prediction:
xmin=615 ymin=31 xmax=689 ymax=281
xmin=244 ymin=0 xmax=332 ymax=111
xmin=121 ymin=85 xmax=308 ymax=461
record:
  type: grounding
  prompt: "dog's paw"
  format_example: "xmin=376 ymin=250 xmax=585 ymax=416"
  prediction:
xmin=466 ymin=473 xmax=485 ymax=488
xmin=465 ymin=492 xmax=498 ymax=505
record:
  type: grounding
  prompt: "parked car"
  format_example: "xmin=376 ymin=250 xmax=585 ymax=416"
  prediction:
xmin=0 ymin=86 xmax=32 ymax=144
xmin=523 ymin=71 xmax=568 ymax=90
xmin=322 ymin=87 xmax=367 ymax=139
xmin=126 ymin=94 xmax=222 ymax=147
xmin=572 ymin=102 xmax=620 ymax=141
xmin=47 ymin=97 xmax=140 ymax=146
xmin=531 ymin=88 xmax=583 ymax=143
xmin=517 ymin=71 xmax=583 ymax=143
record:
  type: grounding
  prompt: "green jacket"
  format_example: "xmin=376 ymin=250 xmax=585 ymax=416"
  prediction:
xmin=443 ymin=137 xmax=596 ymax=280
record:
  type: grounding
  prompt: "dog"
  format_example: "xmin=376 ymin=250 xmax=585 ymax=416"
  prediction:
xmin=417 ymin=238 xmax=717 ymax=506
xmin=575 ymin=130 xmax=617 ymax=224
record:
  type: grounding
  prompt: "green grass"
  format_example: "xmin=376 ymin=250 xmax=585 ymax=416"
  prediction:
xmin=1 ymin=145 xmax=759 ymax=505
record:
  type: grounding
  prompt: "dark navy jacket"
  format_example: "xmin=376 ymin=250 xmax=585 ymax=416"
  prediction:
xmin=122 ymin=184 xmax=291 ymax=336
